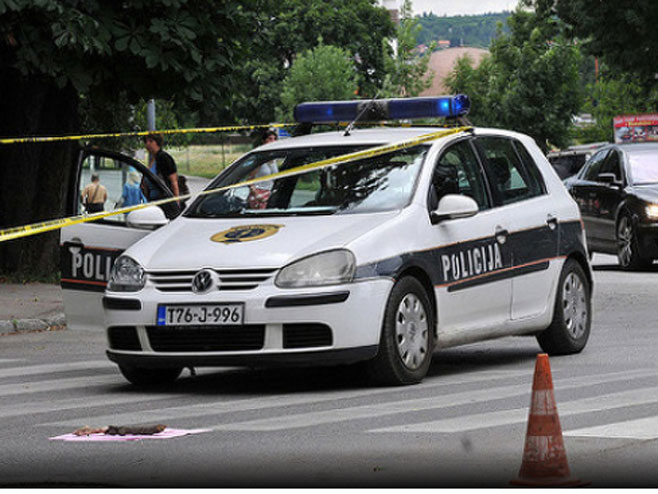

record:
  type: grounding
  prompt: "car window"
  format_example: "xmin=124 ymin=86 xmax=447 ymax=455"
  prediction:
xmin=434 ymin=140 xmax=490 ymax=210
xmin=187 ymin=145 xmax=429 ymax=218
xmin=599 ymin=150 xmax=623 ymax=182
xmin=477 ymin=137 xmax=542 ymax=205
xmin=79 ymin=155 xmax=159 ymax=223
xmin=512 ymin=141 xmax=546 ymax=194
xmin=582 ymin=149 xmax=609 ymax=181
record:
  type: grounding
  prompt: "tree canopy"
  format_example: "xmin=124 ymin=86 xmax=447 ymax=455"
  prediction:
xmin=381 ymin=0 xmax=434 ymax=98
xmin=278 ymin=42 xmax=358 ymax=120
xmin=554 ymin=0 xmax=658 ymax=88
xmin=445 ymin=6 xmax=581 ymax=151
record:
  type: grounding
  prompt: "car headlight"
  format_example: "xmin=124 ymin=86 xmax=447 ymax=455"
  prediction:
xmin=275 ymin=249 xmax=356 ymax=288
xmin=646 ymin=204 xmax=658 ymax=219
xmin=108 ymin=256 xmax=145 ymax=292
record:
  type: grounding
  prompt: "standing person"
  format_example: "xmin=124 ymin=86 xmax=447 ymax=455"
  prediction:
xmin=82 ymin=173 xmax=108 ymax=213
xmin=119 ymin=171 xmax=146 ymax=207
xmin=142 ymin=133 xmax=180 ymax=201
xmin=247 ymin=130 xmax=279 ymax=209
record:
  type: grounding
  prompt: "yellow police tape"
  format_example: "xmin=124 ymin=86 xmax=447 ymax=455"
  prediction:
xmin=0 ymin=123 xmax=292 ymax=145
xmin=0 ymin=126 xmax=471 ymax=243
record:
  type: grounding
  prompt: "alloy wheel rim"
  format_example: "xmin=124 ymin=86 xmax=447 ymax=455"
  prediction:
xmin=395 ymin=293 xmax=429 ymax=370
xmin=562 ymin=272 xmax=588 ymax=340
xmin=617 ymin=216 xmax=633 ymax=267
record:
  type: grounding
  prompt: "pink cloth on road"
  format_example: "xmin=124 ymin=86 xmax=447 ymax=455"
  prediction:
xmin=50 ymin=428 xmax=210 ymax=442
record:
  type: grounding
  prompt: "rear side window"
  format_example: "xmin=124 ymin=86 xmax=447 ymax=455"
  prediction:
xmin=477 ymin=137 xmax=544 ymax=205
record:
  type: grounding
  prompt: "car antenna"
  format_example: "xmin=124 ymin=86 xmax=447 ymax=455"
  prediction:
xmin=344 ymin=91 xmax=381 ymax=137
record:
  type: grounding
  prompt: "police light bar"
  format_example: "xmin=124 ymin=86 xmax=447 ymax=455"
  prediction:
xmin=293 ymin=95 xmax=470 ymax=123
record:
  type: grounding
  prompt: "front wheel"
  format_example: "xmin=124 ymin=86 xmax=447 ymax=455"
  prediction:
xmin=617 ymin=214 xmax=652 ymax=270
xmin=119 ymin=365 xmax=182 ymax=387
xmin=366 ymin=277 xmax=435 ymax=386
xmin=536 ymin=259 xmax=591 ymax=355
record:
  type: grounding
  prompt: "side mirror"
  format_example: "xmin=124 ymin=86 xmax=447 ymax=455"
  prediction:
xmin=126 ymin=206 xmax=169 ymax=230
xmin=431 ymin=194 xmax=479 ymax=225
xmin=598 ymin=172 xmax=620 ymax=185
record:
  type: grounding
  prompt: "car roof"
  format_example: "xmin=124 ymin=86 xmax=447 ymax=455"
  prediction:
xmin=258 ymin=126 xmax=523 ymax=151
xmin=615 ymin=142 xmax=658 ymax=154
xmin=259 ymin=127 xmax=446 ymax=150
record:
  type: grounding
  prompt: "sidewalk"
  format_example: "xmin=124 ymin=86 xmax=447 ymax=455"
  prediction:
xmin=0 ymin=282 xmax=66 ymax=335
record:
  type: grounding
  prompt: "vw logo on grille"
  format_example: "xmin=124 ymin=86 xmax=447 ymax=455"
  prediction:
xmin=192 ymin=270 xmax=214 ymax=293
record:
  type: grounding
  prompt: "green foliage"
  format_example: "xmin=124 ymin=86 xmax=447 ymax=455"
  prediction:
xmin=381 ymin=0 xmax=434 ymax=98
xmin=231 ymin=0 xmax=394 ymax=123
xmin=278 ymin=42 xmax=358 ymax=120
xmin=416 ymin=12 xmax=511 ymax=48
xmin=555 ymin=0 xmax=658 ymax=89
xmin=444 ymin=6 xmax=582 ymax=151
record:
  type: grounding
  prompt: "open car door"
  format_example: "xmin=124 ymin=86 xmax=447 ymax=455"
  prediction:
xmin=60 ymin=148 xmax=179 ymax=331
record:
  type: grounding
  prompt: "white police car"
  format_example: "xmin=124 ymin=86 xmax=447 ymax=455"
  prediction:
xmin=60 ymin=96 xmax=592 ymax=386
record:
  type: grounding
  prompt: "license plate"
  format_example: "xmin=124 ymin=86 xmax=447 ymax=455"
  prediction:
xmin=157 ymin=304 xmax=244 ymax=326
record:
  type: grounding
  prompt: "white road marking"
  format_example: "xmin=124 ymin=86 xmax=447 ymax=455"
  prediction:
xmin=0 ymin=375 xmax=120 ymax=397
xmin=368 ymin=385 xmax=658 ymax=433
xmin=0 ymin=360 xmax=112 ymax=379
xmin=208 ymin=369 xmax=655 ymax=432
xmin=565 ymin=416 xmax=658 ymax=439
xmin=38 ymin=369 xmax=531 ymax=428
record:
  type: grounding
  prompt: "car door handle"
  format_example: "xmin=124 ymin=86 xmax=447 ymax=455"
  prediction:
xmin=546 ymin=214 xmax=558 ymax=230
xmin=495 ymin=226 xmax=508 ymax=244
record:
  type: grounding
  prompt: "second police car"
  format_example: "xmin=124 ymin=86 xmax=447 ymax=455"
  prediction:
xmin=77 ymin=95 xmax=592 ymax=386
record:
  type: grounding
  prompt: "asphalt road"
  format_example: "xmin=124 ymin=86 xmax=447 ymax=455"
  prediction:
xmin=0 ymin=254 xmax=657 ymax=487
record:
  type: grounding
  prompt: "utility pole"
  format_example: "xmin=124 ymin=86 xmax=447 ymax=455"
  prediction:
xmin=147 ymin=99 xmax=156 ymax=131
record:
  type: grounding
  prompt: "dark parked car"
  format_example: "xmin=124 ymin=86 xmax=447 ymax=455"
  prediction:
xmin=565 ymin=143 xmax=658 ymax=269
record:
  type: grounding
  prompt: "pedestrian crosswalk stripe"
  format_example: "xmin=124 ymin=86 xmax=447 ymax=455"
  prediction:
xmin=0 ymin=393 xmax=181 ymax=420
xmin=368 ymin=385 xmax=658 ymax=433
xmin=565 ymin=416 xmax=658 ymax=439
xmin=0 ymin=360 xmax=112 ymax=379
xmin=208 ymin=369 xmax=656 ymax=432
xmin=38 ymin=369 xmax=532 ymax=428
xmin=0 ymin=375 xmax=120 ymax=398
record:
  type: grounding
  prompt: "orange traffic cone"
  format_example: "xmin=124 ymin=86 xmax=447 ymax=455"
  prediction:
xmin=510 ymin=353 xmax=588 ymax=487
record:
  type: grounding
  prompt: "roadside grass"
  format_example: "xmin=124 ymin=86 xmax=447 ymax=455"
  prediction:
xmin=169 ymin=144 xmax=252 ymax=179
xmin=0 ymin=272 xmax=61 ymax=285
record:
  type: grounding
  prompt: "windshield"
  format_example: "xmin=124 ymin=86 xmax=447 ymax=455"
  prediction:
xmin=628 ymin=150 xmax=658 ymax=185
xmin=186 ymin=144 xmax=428 ymax=218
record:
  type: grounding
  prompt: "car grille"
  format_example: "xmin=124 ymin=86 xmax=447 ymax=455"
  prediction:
xmin=148 ymin=268 xmax=278 ymax=292
xmin=108 ymin=326 xmax=141 ymax=351
xmin=282 ymin=323 xmax=333 ymax=349
xmin=146 ymin=325 xmax=265 ymax=352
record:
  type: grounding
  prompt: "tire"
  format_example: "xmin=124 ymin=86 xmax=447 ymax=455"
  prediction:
xmin=366 ymin=277 xmax=435 ymax=385
xmin=617 ymin=213 xmax=652 ymax=270
xmin=119 ymin=365 xmax=182 ymax=387
xmin=536 ymin=259 xmax=591 ymax=355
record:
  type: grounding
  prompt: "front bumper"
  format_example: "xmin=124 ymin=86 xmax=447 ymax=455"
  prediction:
xmin=103 ymin=278 xmax=392 ymax=368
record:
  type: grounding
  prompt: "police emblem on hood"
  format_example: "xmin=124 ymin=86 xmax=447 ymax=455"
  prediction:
xmin=211 ymin=224 xmax=284 ymax=244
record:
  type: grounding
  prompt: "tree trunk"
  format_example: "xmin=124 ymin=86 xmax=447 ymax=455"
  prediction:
xmin=0 ymin=69 xmax=79 ymax=278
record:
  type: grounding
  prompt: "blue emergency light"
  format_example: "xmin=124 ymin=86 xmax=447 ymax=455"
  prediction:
xmin=293 ymin=95 xmax=470 ymax=123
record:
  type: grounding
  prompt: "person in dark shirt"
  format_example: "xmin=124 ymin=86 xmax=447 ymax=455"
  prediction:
xmin=142 ymin=133 xmax=180 ymax=201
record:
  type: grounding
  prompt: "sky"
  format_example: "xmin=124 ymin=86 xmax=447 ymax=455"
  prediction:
xmin=380 ymin=0 xmax=519 ymax=17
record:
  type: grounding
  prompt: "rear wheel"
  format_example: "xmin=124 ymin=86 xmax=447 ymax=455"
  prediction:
xmin=366 ymin=277 xmax=434 ymax=385
xmin=617 ymin=214 xmax=652 ymax=270
xmin=119 ymin=365 xmax=182 ymax=387
xmin=537 ymin=259 xmax=591 ymax=355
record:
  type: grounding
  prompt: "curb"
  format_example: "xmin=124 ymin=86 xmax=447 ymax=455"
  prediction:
xmin=0 ymin=313 xmax=67 ymax=336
